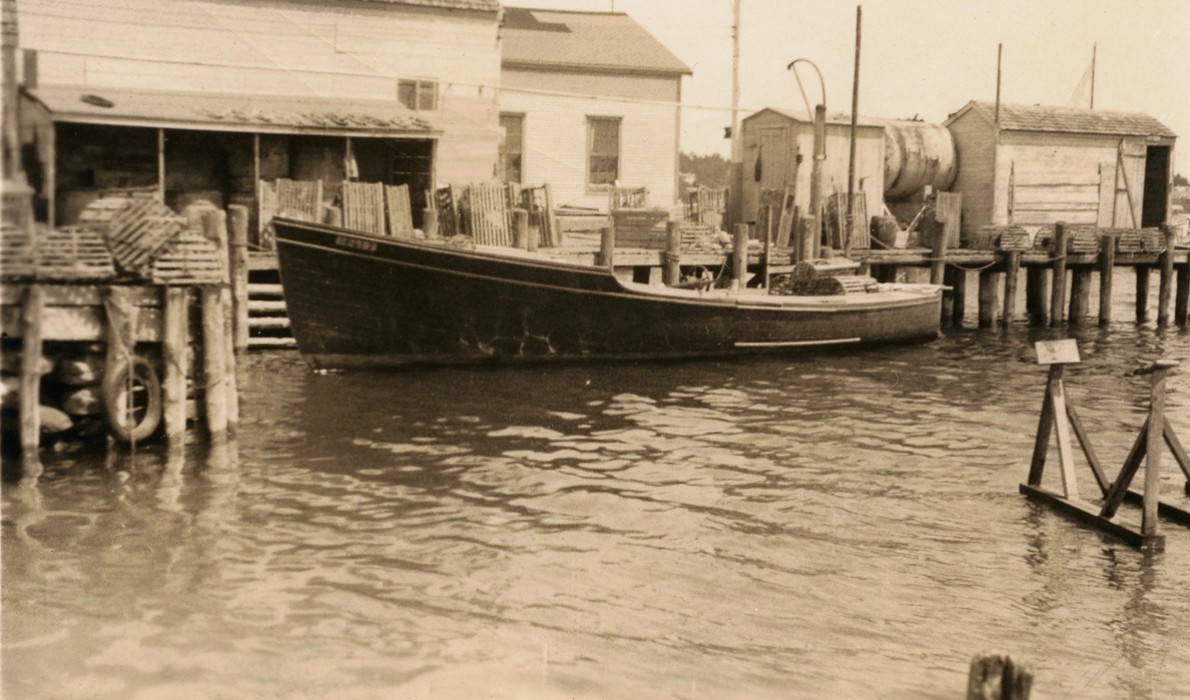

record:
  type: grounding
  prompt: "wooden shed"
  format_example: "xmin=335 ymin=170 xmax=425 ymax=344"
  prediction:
xmin=738 ymin=109 xmax=886 ymax=228
xmin=944 ymin=101 xmax=1177 ymax=237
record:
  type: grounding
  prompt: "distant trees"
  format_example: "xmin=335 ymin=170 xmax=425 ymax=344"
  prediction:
xmin=680 ymin=152 xmax=731 ymax=189
xmin=1174 ymin=173 xmax=1188 ymax=187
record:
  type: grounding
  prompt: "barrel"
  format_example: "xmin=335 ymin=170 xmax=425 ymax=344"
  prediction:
xmin=883 ymin=120 xmax=956 ymax=200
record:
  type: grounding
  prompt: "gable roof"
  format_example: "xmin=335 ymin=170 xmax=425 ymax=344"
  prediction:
xmin=946 ymin=101 xmax=1176 ymax=138
xmin=357 ymin=0 xmax=501 ymax=11
xmin=502 ymin=7 xmax=690 ymax=76
xmin=743 ymin=107 xmax=885 ymax=129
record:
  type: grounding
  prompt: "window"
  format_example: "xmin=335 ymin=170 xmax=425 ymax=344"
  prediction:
xmin=587 ymin=117 xmax=621 ymax=189
xmin=499 ymin=113 xmax=524 ymax=184
xmin=398 ymin=79 xmax=438 ymax=111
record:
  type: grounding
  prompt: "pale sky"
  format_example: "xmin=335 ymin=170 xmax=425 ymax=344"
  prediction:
xmin=521 ymin=0 xmax=1190 ymax=176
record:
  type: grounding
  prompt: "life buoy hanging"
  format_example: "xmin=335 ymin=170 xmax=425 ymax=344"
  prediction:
xmin=101 ymin=355 xmax=163 ymax=444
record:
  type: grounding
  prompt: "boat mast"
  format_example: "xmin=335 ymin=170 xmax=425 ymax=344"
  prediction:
xmin=845 ymin=5 xmax=862 ymax=258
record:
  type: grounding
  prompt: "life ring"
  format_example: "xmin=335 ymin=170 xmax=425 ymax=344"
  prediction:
xmin=101 ymin=355 xmax=163 ymax=444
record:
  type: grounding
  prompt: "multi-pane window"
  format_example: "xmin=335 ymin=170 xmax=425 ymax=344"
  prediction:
xmin=398 ymin=79 xmax=438 ymax=111
xmin=587 ymin=116 xmax=621 ymax=188
xmin=499 ymin=113 xmax=525 ymax=184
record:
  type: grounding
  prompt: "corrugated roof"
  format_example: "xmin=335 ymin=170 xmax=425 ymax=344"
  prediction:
xmin=25 ymin=85 xmax=437 ymax=136
xmin=952 ymin=101 xmax=1176 ymax=138
xmin=357 ymin=0 xmax=501 ymax=11
xmin=502 ymin=7 xmax=690 ymax=76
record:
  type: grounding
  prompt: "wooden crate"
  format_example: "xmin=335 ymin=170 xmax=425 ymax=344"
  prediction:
xmin=342 ymin=181 xmax=386 ymax=235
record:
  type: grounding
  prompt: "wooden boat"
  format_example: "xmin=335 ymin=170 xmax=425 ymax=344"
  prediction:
xmin=273 ymin=218 xmax=942 ymax=369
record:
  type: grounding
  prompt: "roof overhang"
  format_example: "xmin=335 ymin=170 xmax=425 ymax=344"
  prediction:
xmin=24 ymin=85 xmax=440 ymax=139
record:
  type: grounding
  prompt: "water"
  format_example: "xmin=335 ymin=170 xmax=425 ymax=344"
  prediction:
xmin=4 ymin=314 xmax=1190 ymax=698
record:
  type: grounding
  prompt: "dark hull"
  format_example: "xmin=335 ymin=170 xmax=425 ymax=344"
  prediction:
xmin=274 ymin=219 xmax=942 ymax=369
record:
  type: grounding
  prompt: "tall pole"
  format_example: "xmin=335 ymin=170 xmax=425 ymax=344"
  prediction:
xmin=2 ymin=0 xmax=23 ymax=181
xmin=845 ymin=5 xmax=861 ymax=258
xmin=729 ymin=0 xmax=741 ymax=226
xmin=1090 ymin=42 xmax=1096 ymax=109
xmin=995 ymin=43 xmax=1002 ymax=126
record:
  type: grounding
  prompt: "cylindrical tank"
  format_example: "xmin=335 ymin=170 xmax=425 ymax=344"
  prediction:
xmin=882 ymin=120 xmax=956 ymax=200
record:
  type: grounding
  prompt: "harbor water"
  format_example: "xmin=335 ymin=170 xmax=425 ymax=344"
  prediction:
xmin=4 ymin=302 xmax=1190 ymax=698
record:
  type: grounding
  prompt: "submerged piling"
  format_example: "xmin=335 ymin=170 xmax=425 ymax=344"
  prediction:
xmin=1158 ymin=224 xmax=1176 ymax=326
xmin=1099 ymin=234 xmax=1115 ymax=326
xmin=18 ymin=285 xmax=45 ymax=456
xmin=1050 ymin=222 xmax=1069 ymax=326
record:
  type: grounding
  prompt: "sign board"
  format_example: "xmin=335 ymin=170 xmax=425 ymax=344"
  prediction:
xmin=1035 ymin=339 xmax=1080 ymax=365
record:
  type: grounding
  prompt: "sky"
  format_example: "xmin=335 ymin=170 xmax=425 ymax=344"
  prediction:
xmin=520 ymin=0 xmax=1190 ymax=176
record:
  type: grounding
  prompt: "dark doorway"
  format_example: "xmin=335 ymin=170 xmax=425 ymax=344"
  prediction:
xmin=1141 ymin=146 xmax=1170 ymax=227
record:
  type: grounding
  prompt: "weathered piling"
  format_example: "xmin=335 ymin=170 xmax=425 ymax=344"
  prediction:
xmin=228 ymin=204 xmax=250 ymax=353
xmin=199 ymin=208 xmax=230 ymax=440
xmin=1157 ymin=224 xmax=1176 ymax=326
xmin=1098 ymin=234 xmax=1115 ymax=326
xmin=1049 ymin=222 xmax=1068 ymax=326
xmin=598 ymin=226 xmax=615 ymax=268
xmin=1177 ymin=255 xmax=1190 ymax=326
xmin=929 ymin=223 xmax=948 ymax=285
xmin=1136 ymin=267 xmax=1151 ymax=323
xmin=1002 ymin=251 xmax=1021 ymax=325
xmin=978 ymin=270 xmax=998 ymax=327
xmin=1069 ymin=268 xmax=1092 ymax=325
xmin=1141 ymin=364 xmax=1168 ymax=537
xmin=423 ymin=208 xmax=439 ymax=238
xmin=1026 ymin=267 xmax=1049 ymax=325
xmin=162 ymin=286 xmax=189 ymax=442
xmin=732 ymin=223 xmax=749 ymax=290
xmin=948 ymin=268 xmax=966 ymax=326
xmin=663 ymin=221 xmax=681 ymax=286
xmin=512 ymin=209 xmax=529 ymax=250
xmin=18 ymin=285 xmax=45 ymax=456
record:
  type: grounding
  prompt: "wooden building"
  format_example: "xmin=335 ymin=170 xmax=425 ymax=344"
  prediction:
xmin=738 ymin=109 xmax=887 ymax=227
xmin=15 ymin=0 xmax=503 ymax=232
xmin=944 ymin=101 xmax=1177 ymax=237
xmin=498 ymin=7 xmax=690 ymax=210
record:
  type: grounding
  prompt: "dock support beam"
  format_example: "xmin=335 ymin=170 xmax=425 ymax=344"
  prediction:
xmin=1049 ymin=222 xmax=1068 ymax=326
xmin=1098 ymin=234 xmax=1115 ymax=326
xmin=1069 ymin=268 xmax=1092 ymax=325
xmin=1157 ymin=224 xmax=1176 ymax=326
xmin=163 ymin=287 xmax=189 ymax=442
xmin=732 ymin=223 xmax=749 ymax=290
xmin=1002 ymin=251 xmax=1020 ymax=326
xmin=18 ymin=285 xmax=45 ymax=458
xmin=664 ymin=221 xmax=681 ymax=286
xmin=1026 ymin=267 xmax=1048 ymax=326
xmin=978 ymin=270 xmax=998 ymax=328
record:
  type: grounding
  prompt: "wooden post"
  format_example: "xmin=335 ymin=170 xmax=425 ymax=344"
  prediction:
xmin=663 ymin=221 xmax=681 ymax=286
xmin=1157 ymin=224 xmax=1176 ymax=326
xmin=966 ymin=654 xmax=1033 ymax=700
xmin=945 ymin=267 xmax=965 ymax=327
xmin=598 ymin=226 xmax=615 ymax=268
xmin=228 ymin=204 xmax=250 ymax=353
xmin=929 ymin=221 xmax=948 ymax=286
xmin=1050 ymin=222 xmax=1068 ymax=326
xmin=1003 ymin=251 xmax=1021 ymax=325
xmin=1176 ymin=256 xmax=1190 ymax=326
xmin=1136 ymin=266 xmax=1150 ymax=323
xmin=201 ymin=285 xmax=228 ymax=441
xmin=162 ymin=287 xmax=189 ymax=442
xmin=800 ymin=215 xmax=818 ymax=263
xmin=512 ymin=208 xmax=529 ymax=250
xmin=1141 ymin=363 xmax=1172 ymax=538
xmin=1099 ymin=234 xmax=1115 ymax=326
xmin=18 ymin=285 xmax=45 ymax=457
xmin=732 ymin=223 xmax=749 ymax=290
xmin=978 ymin=270 xmax=998 ymax=328
xmin=1069 ymin=268 xmax=1092 ymax=325
xmin=1026 ymin=266 xmax=1049 ymax=326
xmin=423 ymin=208 xmax=439 ymax=238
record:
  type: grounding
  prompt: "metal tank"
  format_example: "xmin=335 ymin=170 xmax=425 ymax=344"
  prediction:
xmin=882 ymin=120 xmax=956 ymax=200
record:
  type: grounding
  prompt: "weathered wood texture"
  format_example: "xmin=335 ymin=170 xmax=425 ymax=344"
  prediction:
xmin=384 ymin=184 xmax=414 ymax=238
xmin=341 ymin=181 xmax=386 ymax=235
xmin=258 ymin=179 xmax=323 ymax=250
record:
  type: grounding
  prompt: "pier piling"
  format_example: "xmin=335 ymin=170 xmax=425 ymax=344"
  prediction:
xmin=1069 ymin=268 xmax=1092 ymax=325
xmin=663 ymin=221 xmax=681 ymax=286
xmin=163 ymin=287 xmax=189 ymax=442
xmin=1002 ymin=251 xmax=1020 ymax=325
xmin=1136 ymin=267 xmax=1151 ymax=323
xmin=1049 ymin=222 xmax=1069 ymax=326
xmin=1176 ymin=256 xmax=1189 ymax=326
xmin=978 ymin=270 xmax=998 ymax=327
xmin=1026 ymin=267 xmax=1049 ymax=326
xmin=18 ymin=285 xmax=44 ymax=456
xmin=1157 ymin=225 xmax=1176 ymax=326
xmin=1098 ymin=234 xmax=1115 ymax=326
xmin=228 ymin=204 xmax=250 ymax=352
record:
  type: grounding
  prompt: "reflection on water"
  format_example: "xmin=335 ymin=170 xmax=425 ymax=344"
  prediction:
xmin=3 ymin=319 xmax=1189 ymax=699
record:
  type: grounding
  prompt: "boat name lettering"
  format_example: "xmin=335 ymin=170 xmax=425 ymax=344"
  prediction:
xmin=335 ymin=236 xmax=378 ymax=252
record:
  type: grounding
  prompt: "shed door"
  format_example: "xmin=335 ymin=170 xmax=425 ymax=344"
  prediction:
xmin=755 ymin=126 xmax=794 ymax=192
xmin=1141 ymin=146 xmax=1170 ymax=227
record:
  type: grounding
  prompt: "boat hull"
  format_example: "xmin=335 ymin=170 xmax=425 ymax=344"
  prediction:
xmin=274 ymin=219 xmax=941 ymax=369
